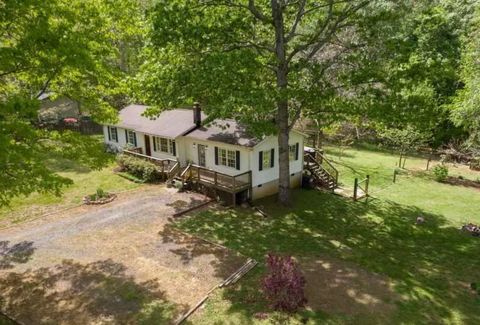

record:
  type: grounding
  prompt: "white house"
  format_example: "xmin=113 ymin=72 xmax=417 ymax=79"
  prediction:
xmin=103 ymin=103 xmax=305 ymax=201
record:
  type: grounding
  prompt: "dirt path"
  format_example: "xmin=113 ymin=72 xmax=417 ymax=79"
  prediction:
xmin=0 ymin=186 xmax=246 ymax=324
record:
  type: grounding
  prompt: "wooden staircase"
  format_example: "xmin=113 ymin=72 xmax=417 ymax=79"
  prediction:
xmin=304 ymin=149 xmax=338 ymax=191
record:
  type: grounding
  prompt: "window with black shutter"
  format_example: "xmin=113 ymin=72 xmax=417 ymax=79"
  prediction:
xmin=270 ymin=148 xmax=275 ymax=168
xmin=236 ymin=150 xmax=240 ymax=170
xmin=110 ymin=127 xmax=118 ymax=142
xmin=259 ymin=151 xmax=263 ymax=171
xmin=260 ymin=149 xmax=274 ymax=170
xmin=289 ymin=143 xmax=299 ymax=161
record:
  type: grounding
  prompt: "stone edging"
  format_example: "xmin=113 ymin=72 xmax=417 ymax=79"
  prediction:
xmin=83 ymin=193 xmax=117 ymax=205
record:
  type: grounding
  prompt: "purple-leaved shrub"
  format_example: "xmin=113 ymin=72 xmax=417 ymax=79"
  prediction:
xmin=262 ymin=254 xmax=307 ymax=312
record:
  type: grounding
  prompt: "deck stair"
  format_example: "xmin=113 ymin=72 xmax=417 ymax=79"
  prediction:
xmin=304 ymin=149 xmax=338 ymax=191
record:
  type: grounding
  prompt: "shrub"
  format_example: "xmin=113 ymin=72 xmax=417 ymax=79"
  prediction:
xmin=116 ymin=154 xmax=160 ymax=182
xmin=96 ymin=188 xmax=107 ymax=199
xmin=262 ymin=254 xmax=307 ymax=313
xmin=87 ymin=188 xmax=109 ymax=201
xmin=432 ymin=165 xmax=449 ymax=182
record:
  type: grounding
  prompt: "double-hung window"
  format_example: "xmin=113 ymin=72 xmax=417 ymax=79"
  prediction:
xmin=259 ymin=149 xmax=274 ymax=171
xmin=154 ymin=137 xmax=176 ymax=155
xmin=108 ymin=126 xmax=118 ymax=142
xmin=126 ymin=130 xmax=137 ymax=146
xmin=262 ymin=150 xmax=272 ymax=169
xmin=217 ymin=148 xmax=239 ymax=169
xmin=289 ymin=143 xmax=299 ymax=161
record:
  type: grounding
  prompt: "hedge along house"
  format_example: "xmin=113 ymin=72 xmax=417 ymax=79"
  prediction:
xmin=103 ymin=103 xmax=305 ymax=204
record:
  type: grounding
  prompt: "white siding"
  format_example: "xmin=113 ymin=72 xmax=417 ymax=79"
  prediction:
xmin=250 ymin=132 xmax=304 ymax=187
xmin=103 ymin=125 xmax=146 ymax=153
xmin=102 ymin=122 xmax=305 ymax=199
xmin=148 ymin=135 xmax=177 ymax=160
xmin=183 ymin=137 xmax=251 ymax=176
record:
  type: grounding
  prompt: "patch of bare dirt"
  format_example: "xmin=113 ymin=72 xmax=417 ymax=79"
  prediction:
xmin=443 ymin=176 xmax=480 ymax=190
xmin=300 ymin=256 xmax=400 ymax=321
xmin=0 ymin=187 xmax=247 ymax=324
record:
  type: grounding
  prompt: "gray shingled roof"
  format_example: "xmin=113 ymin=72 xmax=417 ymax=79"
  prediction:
xmin=115 ymin=104 xmax=202 ymax=138
xmin=185 ymin=120 xmax=260 ymax=147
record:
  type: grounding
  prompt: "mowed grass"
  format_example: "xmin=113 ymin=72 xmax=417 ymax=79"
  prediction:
xmin=176 ymin=145 xmax=480 ymax=324
xmin=325 ymin=145 xmax=480 ymax=225
xmin=0 ymin=155 xmax=140 ymax=225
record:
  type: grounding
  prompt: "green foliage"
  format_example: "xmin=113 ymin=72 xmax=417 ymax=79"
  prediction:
xmin=379 ymin=126 xmax=431 ymax=152
xmin=116 ymin=154 xmax=160 ymax=182
xmin=432 ymin=164 xmax=449 ymax=182
xmin=450 ymin=7 xmax=480 ymax=148
xmin=342 ymin=1 xmax=475 ymax=145
xmin=96 ymin=188 xmax=107 ymax=199
xmin=0 ymin=0 xmax=144 ymax=206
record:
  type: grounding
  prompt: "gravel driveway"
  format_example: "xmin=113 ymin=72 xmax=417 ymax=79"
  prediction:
xmin=0 ymin=186 xmax=245 ymax=324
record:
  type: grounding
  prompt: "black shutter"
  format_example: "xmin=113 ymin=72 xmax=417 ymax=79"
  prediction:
xmin=236 ymin=150 xmax=240 ymax=170
xmin=172 ymin=140 xmax=176 ymax=156
xmin=259 ymin=151 xmax=263 ymax=171
xmin=125 ymin=130 xmax=128 ymax=144
xmin=107 ymin=126 xmax=111 ymax=141
xmin=214 ymin=146 xmax=219 ymax=165
xmin=295 ymin=142 xmax=299 ymax=160
xmin=133 ymin=132 xmax=137 ymax=147
xmin=153 ymin=137 xmax=157 ymax=151
xmin=270 ymin=148 xmax=275 ymax=168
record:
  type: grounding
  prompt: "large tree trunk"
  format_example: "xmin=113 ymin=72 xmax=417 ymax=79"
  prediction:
xmin=272 ymin=0 xmax=290 ymax=205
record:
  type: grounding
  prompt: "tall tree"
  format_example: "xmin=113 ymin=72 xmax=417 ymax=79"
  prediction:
xmin=140 ymin=0 xmax=373 ymax=205
xmin=340 ymin=0 xmax=475 ymax=147
xmin=451 ymin=6 xmax=480 ymax=149
xmin=0 ymin=0 xmax=144 ymax=206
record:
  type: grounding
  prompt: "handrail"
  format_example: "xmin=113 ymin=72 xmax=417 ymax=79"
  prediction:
xmin=315 ymin=150 xmax=338 ymax=184
xmin=305 ymin=151 xmax=338 ymax=186
xmin=234 ymin=170 xmax=253 ymax=178
xmin=123 ymin=149 xmax=178 ymax=173
xmin=167 ymin=161 xmax=180 ymax=181
xmin=180 ymin=163 xmax=191 ymax=178
xmin=184 ymin=164 xmax=251 ymax=191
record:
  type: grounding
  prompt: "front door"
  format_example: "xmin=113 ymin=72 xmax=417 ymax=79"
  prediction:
xmin=144 ymin=135 xmax=151 ymax=156
xmin=198 ymin=144 xmax=206 ymax=167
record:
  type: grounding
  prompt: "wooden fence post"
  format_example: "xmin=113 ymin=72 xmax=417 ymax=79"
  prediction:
xmin=426 ymin=155 xmax=431 ymax=170
xmin=365 ymin=175 xmax=370 ymax=196
xmin=353 ymin=178 xmax=358 ymax=201
xmin=393 ymin=169 xmax=397 ymax=183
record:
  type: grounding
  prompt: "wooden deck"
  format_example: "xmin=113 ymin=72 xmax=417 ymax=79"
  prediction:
xmin=122 ymin=149 xmax=252 ymax=206
xmin=182 ymin=164 xmax=252 ymax=193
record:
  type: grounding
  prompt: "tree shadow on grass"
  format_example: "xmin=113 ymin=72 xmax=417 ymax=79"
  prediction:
xmin=0 ymin=259 xmax=187 ymax=324
xmin=158 ymin=223 xmax=247 ymax=281
xmin=0 ymin=241 xmax=35 ymax=270
xmin=176 ymin=189 xmax=480 ymax=324
xmin=165 ymin=196 xmax=211 ymax=215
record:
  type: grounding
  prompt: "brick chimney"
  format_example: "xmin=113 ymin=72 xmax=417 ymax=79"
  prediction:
xmin=193 ymin=102 xmax=201 ymax=126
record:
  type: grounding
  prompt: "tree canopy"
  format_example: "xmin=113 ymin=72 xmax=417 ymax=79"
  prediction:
xmin=0 ymin=0 xmax=144 ymax=206
xmin=2 ymin=0 xmax=480 ymax=205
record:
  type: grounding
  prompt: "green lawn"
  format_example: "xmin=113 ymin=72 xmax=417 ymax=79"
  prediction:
xmin=0 ymin=155 xmax=140 ymax=226
xmin=176 ymin=145 xmax=480 ymax=324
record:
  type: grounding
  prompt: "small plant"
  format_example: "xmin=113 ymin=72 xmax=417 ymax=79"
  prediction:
xmin=432 ymin=165 xmax=449 ymax=182
xmin=96 ymin=188 xmax=107 ymax=199
xmin=262 ymin=254 xmax=307 ymax=313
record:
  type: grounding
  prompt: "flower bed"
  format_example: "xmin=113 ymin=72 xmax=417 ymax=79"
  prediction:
xmin=83 ymin=188 xmax=116 ymax=205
